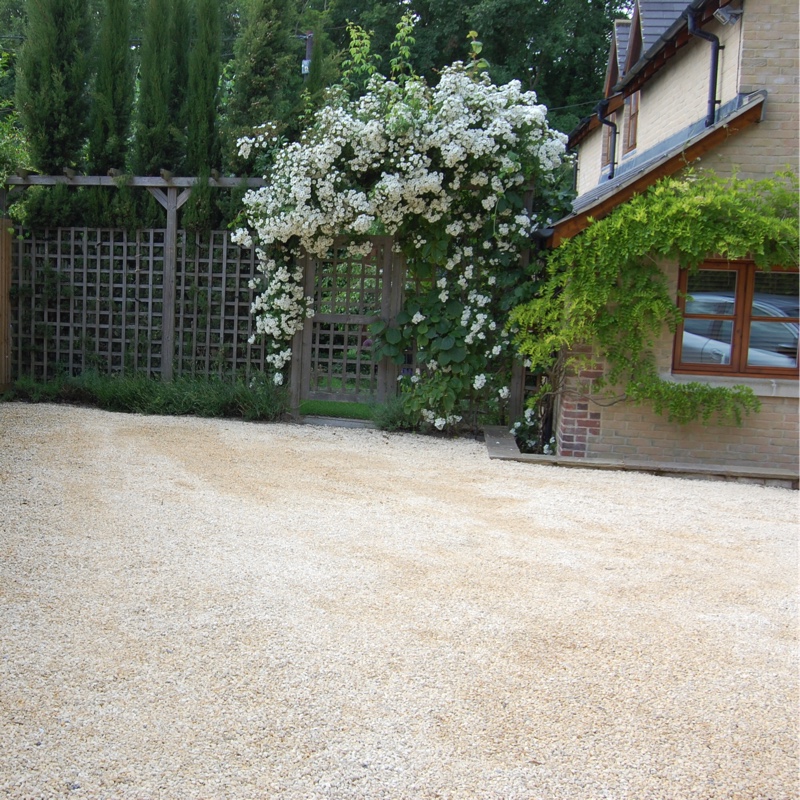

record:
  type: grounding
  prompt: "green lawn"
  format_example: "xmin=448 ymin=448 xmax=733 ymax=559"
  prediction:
xmin=299 ymin=400 xmax=375 ymax=420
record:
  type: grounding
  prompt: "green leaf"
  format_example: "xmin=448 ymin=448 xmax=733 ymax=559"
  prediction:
xmin=439 ymin=335 xmax=455 ymax=351
xmin=446 ymin=299 xmax=463 ymax=317
xmin=369 ymin=320 xmax=387 ymax=336
xmin=385 ymin=327 xmax=402 ymax=345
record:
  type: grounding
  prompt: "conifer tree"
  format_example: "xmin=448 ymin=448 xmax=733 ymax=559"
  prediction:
xmin=135 ymin=0 xmax=171 ymax=174
xmin=185 ymin=0 xmax=220 ymax=175
xmin=170 ymin=0 xmax=190 ymax=133
xmin=135 ymin=0 xmax=190 ymax=174
xmin=88 ymin=0 xmax=133 ymax=173
xmin=15 ymin=0 xmax=92 ymax=173
xmin=305 ymin=29 xmax=325 ymax=99
xmin=227 ymin=0 xmax=302 ymax=132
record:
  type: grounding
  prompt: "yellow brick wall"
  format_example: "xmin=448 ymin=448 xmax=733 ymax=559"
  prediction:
xmin=580 ymin=392 xmax=798 ymax=468
xmin=701 ymin=0 xmax=799 ymax=178
xmin=629 ymin=18 xmax=743 ymax=156
xmin=575 ymin=124 xmax=608 ymax=195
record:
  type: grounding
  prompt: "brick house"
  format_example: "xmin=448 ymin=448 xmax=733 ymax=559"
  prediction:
xmin=546 ymin=0 xmax=798 ymax=471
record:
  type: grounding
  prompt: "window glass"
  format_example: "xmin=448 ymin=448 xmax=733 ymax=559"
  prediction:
xmin=685 ymin=271 xmax=736 ymax=315
xmin=676 ymin=263 xmax=798 ymax=377
xmin=752 ymin=272 xmax=799 ymax=318
xmin=746 ymin=320 xmax=798 ymax=367
xmin=747 ymin=272 xmax=799 ymax=368
xmin=681 ymin=320 xmax=733 ymax=364
xmin=681 ymin=270 xmax=735 ymax=366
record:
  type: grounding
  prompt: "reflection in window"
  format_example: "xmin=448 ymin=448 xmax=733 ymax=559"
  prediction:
xmin=676 ymin=264 xmax=798 ymax=376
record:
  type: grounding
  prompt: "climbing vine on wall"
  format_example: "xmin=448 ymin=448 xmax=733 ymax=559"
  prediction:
xmin=509 ymin=170 xmax=799 ymax=425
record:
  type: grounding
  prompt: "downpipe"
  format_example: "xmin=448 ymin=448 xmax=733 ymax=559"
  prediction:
xmin=687 ymin=12 xmax=721 ymax=127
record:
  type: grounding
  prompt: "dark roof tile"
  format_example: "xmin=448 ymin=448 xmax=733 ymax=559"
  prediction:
xmin=614 ymin=21 xmax=633 ymax=75
xmin=638 ymin=0 xmax=690 ymax=49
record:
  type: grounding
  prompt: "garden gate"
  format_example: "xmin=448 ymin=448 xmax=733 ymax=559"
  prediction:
xmin=291 ymin=236 xmax=405 ymax=410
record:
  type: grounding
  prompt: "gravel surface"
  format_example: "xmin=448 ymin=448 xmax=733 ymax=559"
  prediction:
xmin=0 ymin=403 xmax=797 ymax=800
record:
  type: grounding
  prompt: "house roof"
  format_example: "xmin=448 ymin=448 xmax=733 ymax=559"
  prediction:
xmin=638 ymin=0 xmax=691 ymax=52
xmin=603 ymin=21 xmax=633 ymax=95
xmin=568 ymin=0 xmax=727 ymax=148
xmin=547 ymin=91 xmax=766 ymax=247
xmin=614 ymin=20 xmax=633 ymax=74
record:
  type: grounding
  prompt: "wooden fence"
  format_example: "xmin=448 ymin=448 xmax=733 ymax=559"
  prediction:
xmin=8 ymin=225 xmax=270 ymax=382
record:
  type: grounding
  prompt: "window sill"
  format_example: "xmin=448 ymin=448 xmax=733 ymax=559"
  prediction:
xmin=662 ymin=372 xmax=799 ymax=399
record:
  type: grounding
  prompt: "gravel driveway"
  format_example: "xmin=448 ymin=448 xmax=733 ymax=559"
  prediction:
xmin=0 ymin=403 xmax=797 ymax=799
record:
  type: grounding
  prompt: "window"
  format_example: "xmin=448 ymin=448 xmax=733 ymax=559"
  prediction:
xmin=601 ymin=122 xmax=614 ymax=168
xmin=674 ymin=261 xmax=799 ymax=377
xmin=623 ymin=91 xmax=639 ymax=153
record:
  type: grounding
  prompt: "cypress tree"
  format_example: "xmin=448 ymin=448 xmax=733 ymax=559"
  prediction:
xmin=135 ymin=0 xmax=189 ymax=174
xmin=185 ymin=0 xmax=220 ymax=175
xmin=170 ymin=0 xmax=190 ymax=134
xmin=15 ymin=0 xmax=92 ymax=173
xmin=227 ymin=0 xmax=302 ymax=132
xmin=305 ymin=29 xmax=325 ymax=100
xmin=88 ymin=0 xmax=133 ymax=173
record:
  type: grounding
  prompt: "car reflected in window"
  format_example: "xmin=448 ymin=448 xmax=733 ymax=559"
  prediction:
xmin=681 ymin=292 xmax=798 ymax=369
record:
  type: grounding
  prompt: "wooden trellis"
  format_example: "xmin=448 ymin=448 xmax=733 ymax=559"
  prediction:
xmin=0 ymin=175 xmax=527 ymax=419
xmin=8 ymin=225 xmax=274 ymax=382
xmin=1 ymin=175 xmax=270 ymax=384
xmin=291 ymin=237 xmax=404 ymax=407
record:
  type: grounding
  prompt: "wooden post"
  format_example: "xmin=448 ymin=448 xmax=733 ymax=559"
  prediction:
xmin=148 ymin=185 xmax=191 ymax=381
xmin=0 ymin=217 xmax=11 ymax=390
xmin=508 ymin=358 xmax=526 ymax=422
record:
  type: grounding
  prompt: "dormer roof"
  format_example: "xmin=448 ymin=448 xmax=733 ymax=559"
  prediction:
xmin=603 ymin=20 xmax=633 ymax=96
xmin=638 ymin=0 xmax=690 ymax=51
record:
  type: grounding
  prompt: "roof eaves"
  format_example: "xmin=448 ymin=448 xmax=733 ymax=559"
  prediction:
xmin=614 ymin=0 xmax=713 ymax=94
xmin=547 ymin=91 xmax=767 ymax=248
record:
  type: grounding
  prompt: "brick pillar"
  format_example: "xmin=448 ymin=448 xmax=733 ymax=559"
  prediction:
xmin=556 ymin=365 xmax=603 ymax=457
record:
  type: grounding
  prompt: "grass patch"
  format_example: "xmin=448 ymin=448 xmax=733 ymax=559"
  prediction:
xmin=299 ymin=399 xmax=375 ymax=420
xmin=4 ymin=371 xmax=289 ymax=422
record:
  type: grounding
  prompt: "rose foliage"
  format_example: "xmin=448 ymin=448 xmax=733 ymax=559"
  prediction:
xmin=234 ymin=27 xmax=567 ymax=425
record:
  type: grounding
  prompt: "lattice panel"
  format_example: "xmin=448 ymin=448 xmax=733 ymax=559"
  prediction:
xmin=315 ymin=246 xmax=383 ymax=317
xmin=12 ymin=228 xmax=167 ymax=380
xmin=175 ymin=231 xmax=267 ymax=379
xmin=309 ymin=322 xmax=378 ymax=399
xmin=305 ymin=243 xmax=392 ymax=402
xmin=11 ymin=227 xmax=268 ymax=382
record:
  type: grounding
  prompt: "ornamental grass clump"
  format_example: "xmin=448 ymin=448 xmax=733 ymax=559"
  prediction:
xmin=234 ymin=19 xmax=568 ymax=426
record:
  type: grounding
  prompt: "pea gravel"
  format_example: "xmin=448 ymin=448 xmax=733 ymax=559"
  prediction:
xmin=0 ymin=403 xmax=797 ymax=800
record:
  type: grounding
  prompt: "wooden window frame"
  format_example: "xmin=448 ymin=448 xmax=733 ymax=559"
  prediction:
xmin=623 ymin=91 xmax=639 ymax=154
xmin=673 ymin=260 xmax=799 ymax=379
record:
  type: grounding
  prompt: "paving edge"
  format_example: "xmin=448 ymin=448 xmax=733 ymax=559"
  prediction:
xmin=483 ymin=426 xmax=799 ymax=490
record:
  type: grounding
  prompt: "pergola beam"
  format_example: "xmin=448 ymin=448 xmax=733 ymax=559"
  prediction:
xmin=5 ymin=175 xmax=267 ymax=188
